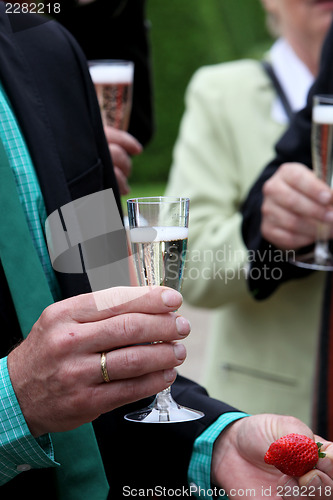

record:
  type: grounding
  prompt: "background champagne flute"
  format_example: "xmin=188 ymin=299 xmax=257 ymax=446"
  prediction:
xmin=125 ymin=196 xmax=204 ymax=423
xmin=89 ymin=59 xmax=134 ymax=131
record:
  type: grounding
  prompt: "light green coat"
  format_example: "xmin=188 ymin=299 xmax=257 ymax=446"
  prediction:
xmin=166 ymin=59 xmax=325 ymax=425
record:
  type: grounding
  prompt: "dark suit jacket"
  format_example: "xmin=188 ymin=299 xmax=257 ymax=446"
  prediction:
xmin=0 ymin=7 xmax=238 ymax=498
xmin=54 ymin=0 xmax=155 ymax=146
xmin=241 ymin=20 xmax=333 ymax=301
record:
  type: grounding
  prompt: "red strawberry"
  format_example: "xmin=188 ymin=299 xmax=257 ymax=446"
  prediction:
xmin=264 ymin=433 xmax=325 ymax=477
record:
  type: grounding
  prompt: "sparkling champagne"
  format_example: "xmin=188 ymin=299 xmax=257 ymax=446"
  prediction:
xmin=130 ymin=226 xmax=188 ymax=291
xmin=312 ymin=104 xmax=333 ymax=186
xmin=89 ymin=62 xmax=133 ymax=130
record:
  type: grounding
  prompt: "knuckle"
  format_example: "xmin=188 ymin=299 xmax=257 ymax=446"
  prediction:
xmin=283 ymin=213 xmax=299 ymax=232
xmin=100 ymin=287 xmax=134 ymax=314
xmin=39 ymin=303 xmax=62 ymax=326
xmin=121 ymin=348 xmax=141 ymax=371
xmin=109 ymin=147 xmax=122 ymax=165
xmin=279 ymin=162 xmax=290 ymax=175
xmin=121 ymin=314 xmax=139 ymax=341
xmin=48 ymin=332 xmax=73 ymax=358
xmin=262 ymin=177 xmax=275 ymax=197
xmin=287 ymin=165 xmax=303 ymax=185
xmin=260 ymin=222 xmax=271 ymax=242
xmin=261 ymin=199 xmax=271 ymax=218
xmin=283 ymin=192 xmax=299 ymax=211
xmin=105 ymin=126 xmax=120 ymax=141
xmin=109 ymin=143 xmax=121 ymax=155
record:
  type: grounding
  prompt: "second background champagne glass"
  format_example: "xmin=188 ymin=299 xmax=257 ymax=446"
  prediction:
xmin=88 ymin=59 xmax=134 ymax=131
xmin=291 ymin=94 xmax=333 ymax=269
xmin=125 ymin=196 xmax=204 ymax=423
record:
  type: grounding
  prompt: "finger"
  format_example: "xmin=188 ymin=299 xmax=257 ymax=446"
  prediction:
xmin=261 ymin=203 xmax=318 ymax=249
xmin=278 ymin=476 xmax=313 ymax=500
xmin=298 ymin=472 xmax=333 ymax=498
xmin=66 ymin=286 xmax=184 ymax=323
xmin=314 ymin=441 xmax=333 ymax=477
xmin=109 ymin=144 xmax=132 ymax=177
xmin=114 ymin=166 xmax=130 ymax=195
xmin=95 ymin=342 xmax=186 ymax=384
xmin=263 ymin=171 xmax=331 ymax=223
xmin=79 ymin=312 xmax=191 ymax=352
xmin=262 ymin=199 xmax=318 ymax=236
xmin=94 ymin=369 xmax=179 ymax=412
xmin=261 ymin=224 xmax=313 ymax=250
xmin=104 ymin=126 xmax=143 ymax=155
xmin=277 ymin=163 xmax=333 ymax=206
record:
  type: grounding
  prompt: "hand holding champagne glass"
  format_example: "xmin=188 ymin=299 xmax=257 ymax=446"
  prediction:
xmin=89 ymin=59 xmax=141 ymax=195
xmin=291 ymin=94 xmax=333 ymax=269
xmin=125 ymin=197 xmax=204 ymax=423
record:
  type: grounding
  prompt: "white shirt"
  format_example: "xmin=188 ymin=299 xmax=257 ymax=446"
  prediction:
xmin=270 ymin=38 xmax=314 ymax=123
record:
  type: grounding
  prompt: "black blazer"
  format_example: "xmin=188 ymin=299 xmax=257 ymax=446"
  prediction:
xmin=54 ymin=0 xmax=155 ymax=146
xmin=0 ymin=8 xmax=238 ymax=498
xmin=241 ymin=20 xmax=333 ymax=300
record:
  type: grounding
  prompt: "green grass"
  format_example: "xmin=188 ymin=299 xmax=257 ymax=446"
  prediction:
xmin=121 ymin=182 xmax=167 ymax=214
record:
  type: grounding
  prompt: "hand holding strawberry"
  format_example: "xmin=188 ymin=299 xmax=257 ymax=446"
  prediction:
xmin=211 ymin=414 xmax=333 ymax=500
xmin=264 ymin=433 xmax=326 ymax=477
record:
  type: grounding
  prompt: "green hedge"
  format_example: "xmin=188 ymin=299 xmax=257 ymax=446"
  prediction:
xmin=131 ymin=0 xmax=273 ymax=184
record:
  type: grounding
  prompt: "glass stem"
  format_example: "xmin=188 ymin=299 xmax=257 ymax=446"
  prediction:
xmin=315 ymin=222 xmax=331 ymax=264
xmin=156 ymin=387 xmax=172 ymax=422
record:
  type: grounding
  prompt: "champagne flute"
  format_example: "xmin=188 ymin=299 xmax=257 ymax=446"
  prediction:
xmin=291 ymin=94 xmax=333 ymax=270
xmin=88 ymin=59 xmax=134 ymax=131
xmin=124 ymin=197 xmax=204 ymax=423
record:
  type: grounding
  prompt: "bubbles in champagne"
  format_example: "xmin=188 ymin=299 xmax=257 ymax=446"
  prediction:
xmin=130 ymin=227 xmax=188 ymax=290
xmin=89 ymin=61 xmax=134 ymax=129
xmin=312 ymin=104 xmax=333 ymax=186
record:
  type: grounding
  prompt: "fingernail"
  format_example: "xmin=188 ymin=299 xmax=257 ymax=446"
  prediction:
xmin=306 ymin=475 xmax=322 ymax=489
xmin=161 ymin=290 xmax=182 ymax=308
xmin=283 ymin=478 xmax=298 ymax=494
xmin=164 ymin=368 xmax=177 ymax=383
xmin=319 ymin=190 xmax=332 ymax=204
xmin=173 ymin=343 xmax=186 ymax=360
xmin=176 ymin=316 xmax=191 ymax=336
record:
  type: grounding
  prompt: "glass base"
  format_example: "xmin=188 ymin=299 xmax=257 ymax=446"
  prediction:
xmin=289 ymin=250 xmax=333 ymax=271
xmin=124 ymin=391 xmax=204 ymax=423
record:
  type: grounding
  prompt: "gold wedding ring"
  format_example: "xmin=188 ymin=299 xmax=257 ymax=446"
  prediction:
xmin=101 ymin=352 xmax=111 ymax=383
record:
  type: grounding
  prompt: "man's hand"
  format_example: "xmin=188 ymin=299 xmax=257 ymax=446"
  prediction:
xmin=104 ymin=126 xmax=142 ymax=195
xmin=8 ymin=286 xmax=190 ymax=437
xmin=212 ymin=414 xmax=333 ymax=500
xmin=261 ymin=162 xmax=333 ymax=249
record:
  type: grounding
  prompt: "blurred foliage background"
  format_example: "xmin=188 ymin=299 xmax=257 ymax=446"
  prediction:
xmin=128 ymin=0 xmax=273 ymax=198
